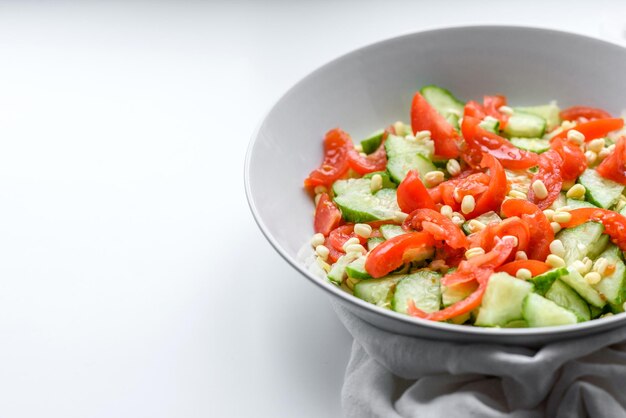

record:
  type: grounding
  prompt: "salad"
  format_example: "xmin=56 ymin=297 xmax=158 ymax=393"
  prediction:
xmin=303 ymin=85 xmax=626 ymax=328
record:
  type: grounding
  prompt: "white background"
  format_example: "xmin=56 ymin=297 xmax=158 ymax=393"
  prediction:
xmin=0 ymin=1 xmax=624 ymax=417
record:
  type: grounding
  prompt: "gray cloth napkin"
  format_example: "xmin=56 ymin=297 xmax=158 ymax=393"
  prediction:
xmin=334 ymin=304 xmax=626 ymax=418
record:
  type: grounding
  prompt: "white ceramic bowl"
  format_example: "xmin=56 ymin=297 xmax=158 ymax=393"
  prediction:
xmin=245 ymin=26 xmax=626 ymax=346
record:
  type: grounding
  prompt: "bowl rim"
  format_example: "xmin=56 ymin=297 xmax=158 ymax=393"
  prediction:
xmin=244 ymin=24 xmax=626 ymax=337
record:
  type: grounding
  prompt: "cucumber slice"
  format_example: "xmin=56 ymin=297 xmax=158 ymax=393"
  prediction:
xmin=529 ymin=267 xmax=568 ymax=295
xmin=545 ymin=279 xmax=591 ymax=322
xmin=557 ymin=221 xmax=608 ymax=265
xmin=360 ymin=129 xmax=385 ymax=154
xmin=509 ymin=137 xmax=550 ymax=153
xmin=392 ymin=270 xmax=441 ymax=314
xmin=593 ymin=244 xmax=626 ymax=308
xmin=475 ymin=272 xmax=534 ymax=327
xmin=385 ymin=134 xmax=436 ymax=183
xmin=327 ymin=252 xmax=360 ymax=285
xmin=354 ymin=275 xmax=402 ymax=307
xmin=589 ymin=304 xmax=606 ymax=319
xmin=514 ymin=104 xmax=561 ymax=131
xmin=333 ymin=179 xmax=401 ymax=223
xmin=578 ymin=169 xmax=625 ymax=209
xmin=462 ymin=211 xmax=502 ymax=234
xmin=522 ymin=293 xmax=578 ymax=327
xmin=446 ymin=113 xmax=460 ymax=130
xmin=442 ymin=280 xmax=478 ymax=307
xmin=367 ymin=237 xmax=384 ymax=251
xmin=503 ymin=111 xmax=547 ymax=138
xmin=560 ymin=267 xmax=606 ymax=308
xmin=479 ymin=118 xmax=500 ymax=134
xmin=362 ymin=171 xmax=396 ymax=189
xmin=380 ymin=224 xmax=406 ymax=240
xmin=345 ymin=257 xmax=372 ymax=280
xmin=420 ymin=85 xmax=464 ymax=126
xmin=504 ymin=319 xmax=528 ymax=328
xmin=565 ymin=198 xmax=597 ymax=209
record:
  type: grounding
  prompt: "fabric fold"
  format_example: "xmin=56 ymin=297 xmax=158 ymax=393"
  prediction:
xmin=335 ymin=304 xmax=626 ymax=418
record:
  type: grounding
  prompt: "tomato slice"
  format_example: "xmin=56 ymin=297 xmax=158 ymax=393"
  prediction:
xmin=463 ymin=101 xmax=486 ymax=119
xmin=364 ymin=232 xmax=435 ymax=278
xmin=483 ymin=95 xmax=509 ymax=129
xmin=468 ymin=153 xmax=508 ymax=219
xmin=461 ymin=116 xmax=539 ymax=170
xmin=597 ymin=136 xmax=626 ymax=185
xmin=497 ymin=260 xmax=551 ymax=277
xmin=500 ymin=199 xmax=554 ymax=261
xmin=402 ymin=208 xmax=469 ymax=249
xmin=408 ymin=236 xmax=516 ymax=321
xmin=526 ymin=149 xmax=563 ymax=210
xmin=560 ymin=208 xmax=626 ymax=251
xmin=410 ymin=92 xmax=460 ymax=158
xmin=552 ymin=118 xmax=624 ymax=142
xmin=304 ymin=128 xmax=352 ymax=188
xmin=437 ymin=172 xmax=490 ymax=210
xmin=560 ymin=106 xmax=612 ymax=123
xmin=396 ymin=169 xmax=436 ymax=213
xmin=347 ymin=139 xmax=387 ymax=175
xmin=549 ymin=137 xmax=587 ymax=182
xmin=326 ymin=224 xmax=367 ymax=261
xmin=314 ymin=193 xmax=342 ymax=236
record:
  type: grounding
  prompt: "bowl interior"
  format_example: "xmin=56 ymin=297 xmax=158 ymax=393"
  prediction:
xmin=246 ymin=26 xmax=626 ymax=344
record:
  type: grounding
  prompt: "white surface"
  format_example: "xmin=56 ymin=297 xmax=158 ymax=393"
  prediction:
xmin=0 ymin=2 xmax=623 ymax=417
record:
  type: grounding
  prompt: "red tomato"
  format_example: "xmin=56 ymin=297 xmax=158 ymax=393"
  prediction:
xmin=463 ymin=100 xmax=486 ymax=119
xmin=552 ymin=118 xmax=624 ymax=142
xmin=597 ymin=136 xmax=626 ymax=185
xmin=438 ymin=172 xmax=490 ymax=210
xmin=402 ymin=208 xmax=469 ymax=249
xmin=483 ymin=95 xmax=509 ymax=129
xmin=408 ymin=236 xmax=516 ymax=321
xmin=314 ymin=193 xmax=342 ymax=236
xmin=304 ymin=129 xmax=352 ymax=188
xmin=526 ymin=150 xmax=563 ymax=210
xmin=364 ymin=232 xmax=435 ymax=278
xmin=560 ymin=208 xmax=626 ymax=251
xmin=560 ymin=106 xmax=612 ymax=123
xmin=347 ymin=140 xmax=387 ymax=175
xmin=461 ymin=116 xmax=539 ymax=170
xmin=396 ymin=170 xmax=436 ymax=213
xmin=500 ymin=199 xmax=554 ymax=261
xmin=410 ymin=92 xmax=460 ymax=158
xmin=468 ymin=153 xmax=508 ymax=219
xmin=550 ymin=137 xmax=587 ymax=182
xmin=467 ymin=216 xmax=529 ymax=254
xmin=497 ymin=260 xmax=551 ymax=277
xmin=326 ymin=224 xmax=367 ymax=261
xmin=493 ymin=217 xmax=530 ymax=252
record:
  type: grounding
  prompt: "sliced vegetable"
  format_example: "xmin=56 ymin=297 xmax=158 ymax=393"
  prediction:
xmin=410 ymin=92 xmax=460 ymax=158
xmin=497 ymin=260 xmax=551 ymax=277
xmin=314 ymin=193 xmax=342 ymax=236
xmin=403 ymin=208 xmax=469 ymax=249
xmin=561 ymin=208 xmax=626 ymax=252
xmin=526 ymin=149 xmax=563 ymax=210
xmin=365 ymin=232 xmax=435 ymax=278
xmin=392 ymin=270 xmax=441 ymax=314
xmin=461 ymin=116 xmax=539 ymax=170
xmin=500 ymin=199 xmax=554 ymax=261
xmin=304 ymin=128 xmax=351 ymax=188
xmin=475 ymin=272 xmax=534 ymax=327
xmin=596 ymin=136 xmax=626 ymax=185
xmin=560 ymin=106 xmax=612 ymax=122
xmin=552 ymin=118 xmax=624 ymax=142
xmin=578 ymin=169 xmax=624 ymax=209
xmin=396 ymin=169 xmax=435 ymax=213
